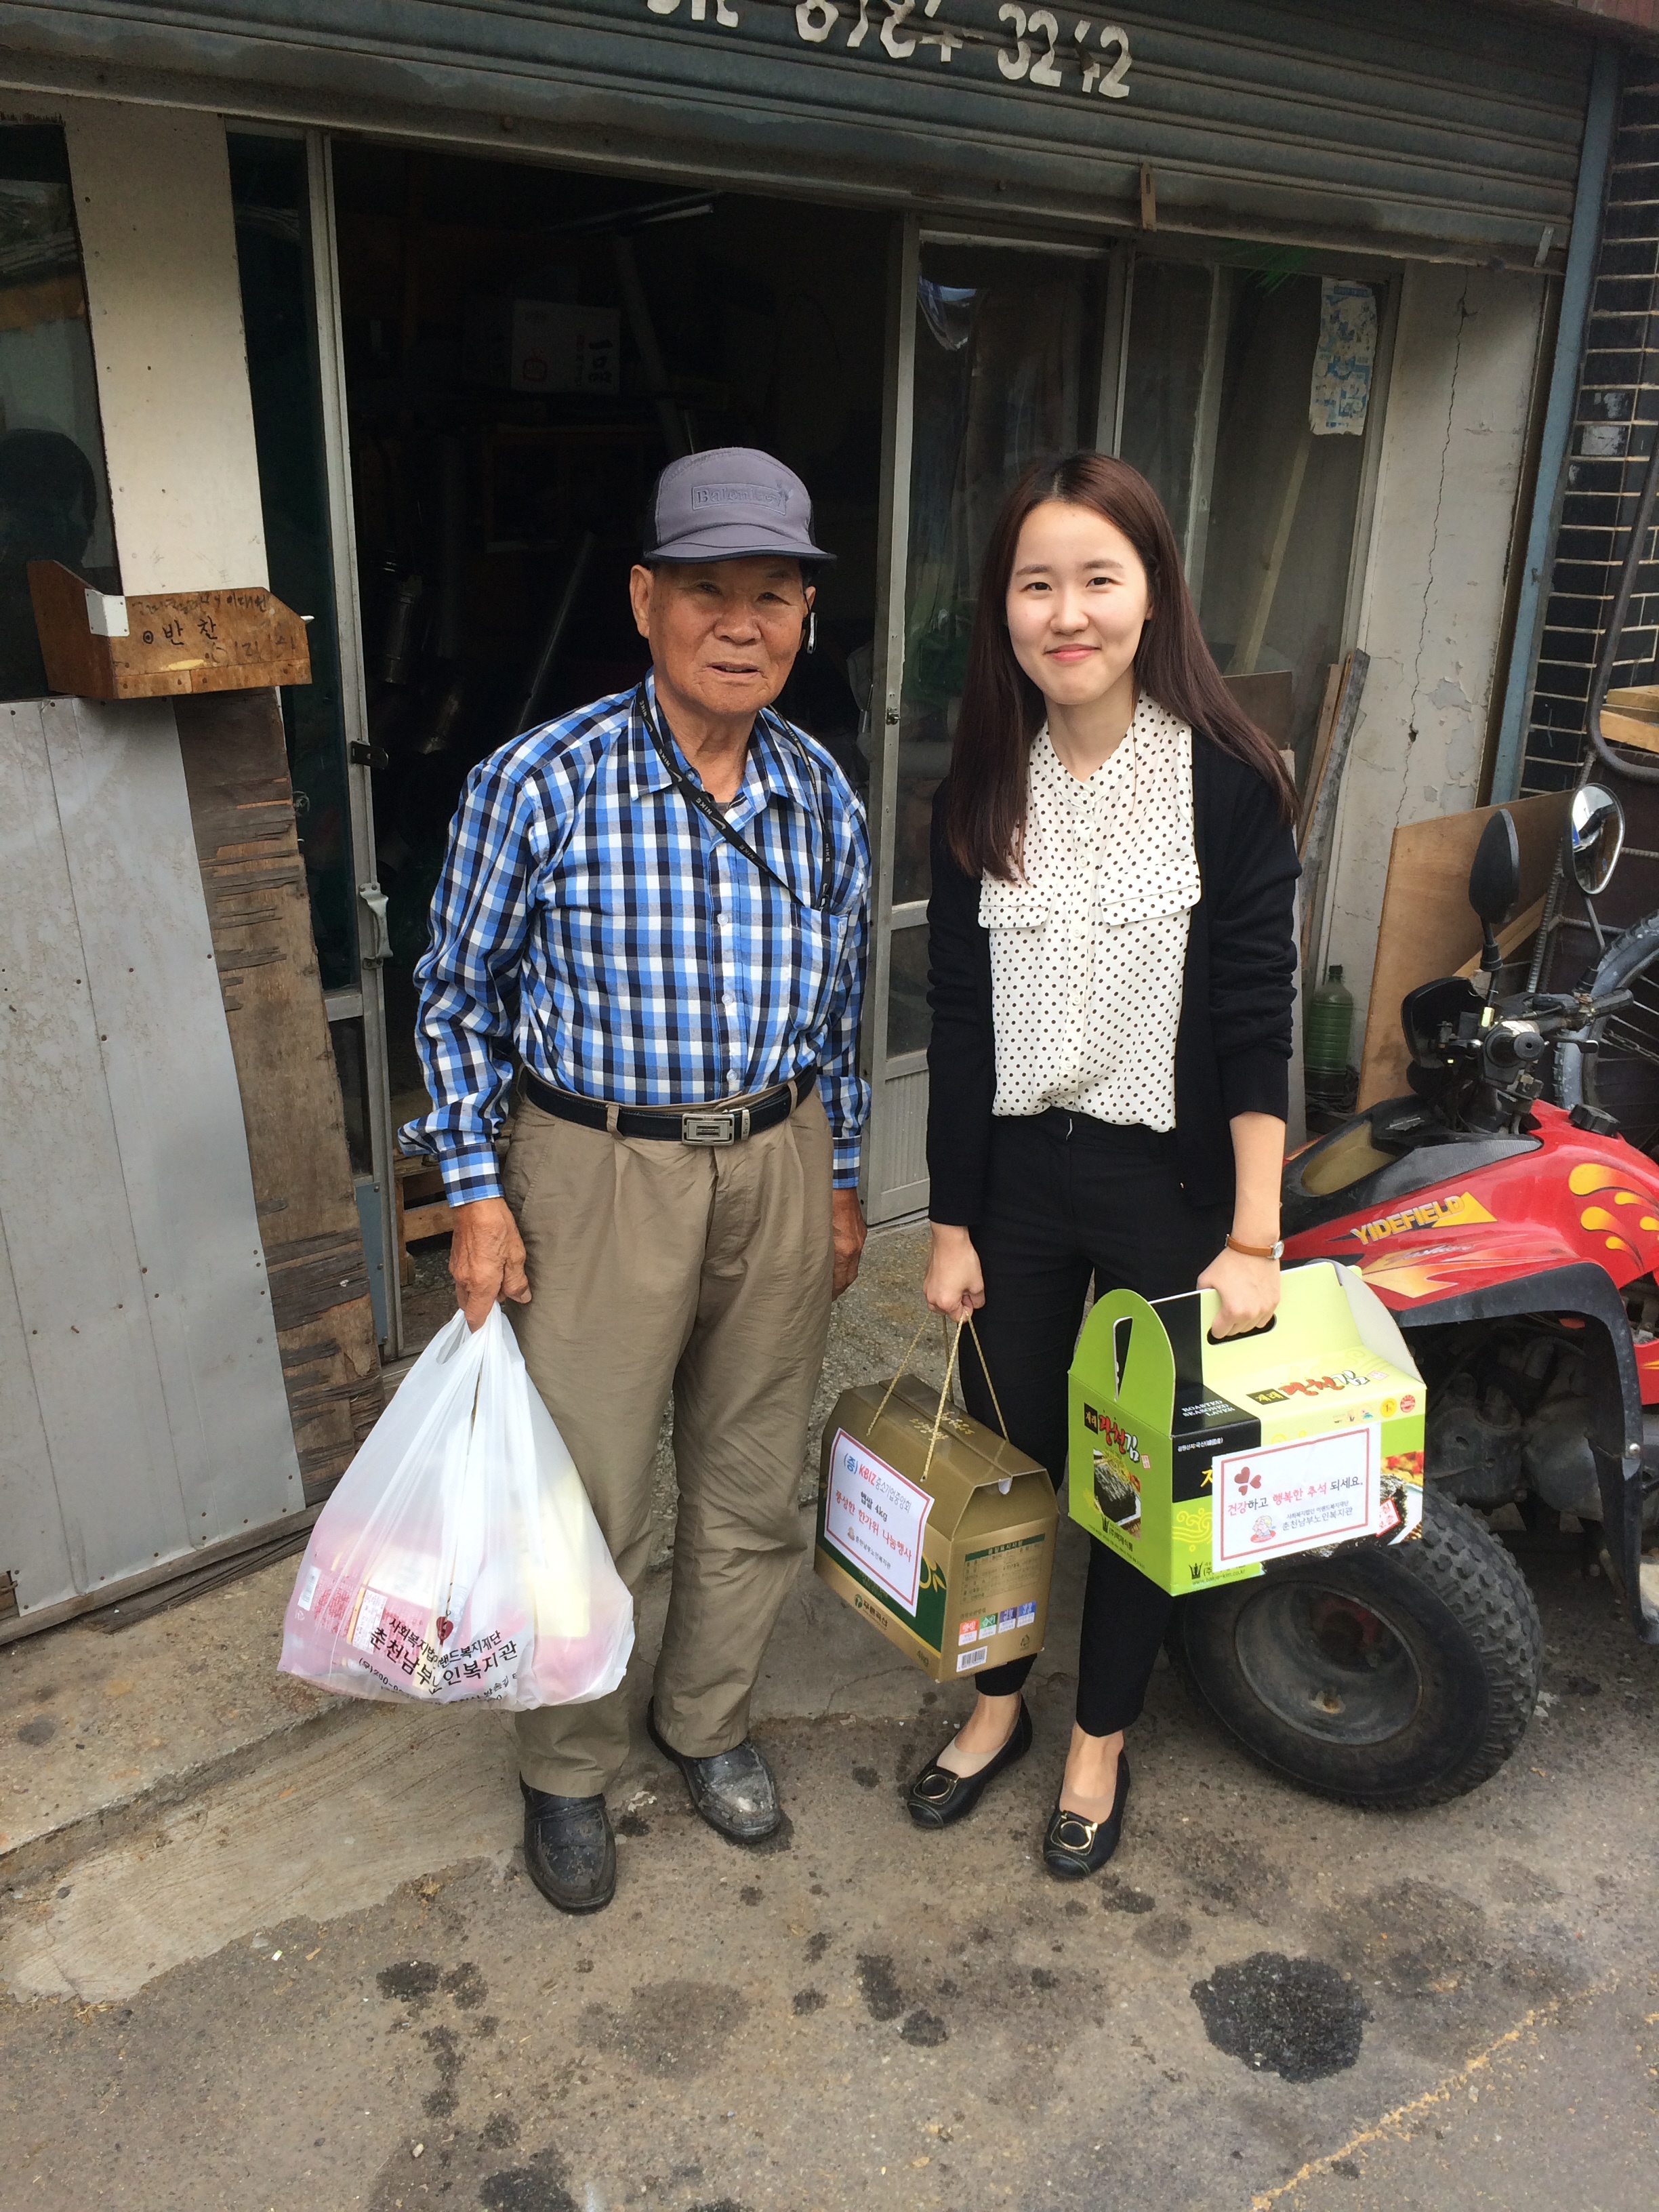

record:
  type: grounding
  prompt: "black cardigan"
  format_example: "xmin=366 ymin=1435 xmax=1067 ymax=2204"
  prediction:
xmin=926 ymin=732 xmax=1300 ymax=1223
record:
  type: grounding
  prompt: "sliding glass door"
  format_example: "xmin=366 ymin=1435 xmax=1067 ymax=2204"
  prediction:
xmin=860 ymin=228 xmax=1387 ymax=1224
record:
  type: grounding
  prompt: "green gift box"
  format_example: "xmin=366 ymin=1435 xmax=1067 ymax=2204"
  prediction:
xmin=1067 ymin=1261 xmax=1426 ymax=1597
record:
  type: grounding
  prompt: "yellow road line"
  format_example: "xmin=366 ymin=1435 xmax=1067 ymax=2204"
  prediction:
xmin=1249 ymin=1973 xmax=1614 ymax=2209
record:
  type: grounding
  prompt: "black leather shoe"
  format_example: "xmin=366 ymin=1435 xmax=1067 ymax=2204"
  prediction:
xmin=906 ymin=1700 xmax=1033 ymax=1830
xmin=520 ymin=1782 xmax=616 ymax=1913
xmin=647 ymin=1702 xmax=781 ymax=1842
xmin=1042 ymin=1752 xmax=1131 ymax=1880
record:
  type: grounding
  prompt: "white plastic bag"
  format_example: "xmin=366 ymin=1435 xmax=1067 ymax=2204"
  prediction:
xmin=279 ymin=1307 xmax=634 ymax=1708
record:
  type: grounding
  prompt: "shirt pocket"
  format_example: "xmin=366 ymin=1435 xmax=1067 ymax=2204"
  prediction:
xmin=978 ymin=875 xmax=1050 ymax=934
xmin=1094 ymin=848 xmax=1202 ymax=928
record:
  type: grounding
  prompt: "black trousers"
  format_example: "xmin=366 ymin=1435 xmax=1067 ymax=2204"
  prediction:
xmin=959 ymin=1111 xmax=1228 ymax=1736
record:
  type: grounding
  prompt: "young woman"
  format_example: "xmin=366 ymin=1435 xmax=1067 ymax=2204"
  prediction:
xmin=911 ymin=451 xmax=1298 ymax=1878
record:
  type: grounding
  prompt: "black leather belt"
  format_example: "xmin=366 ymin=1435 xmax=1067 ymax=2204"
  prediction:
xmin=520 ymin=1067 xmax=815 ymax=1146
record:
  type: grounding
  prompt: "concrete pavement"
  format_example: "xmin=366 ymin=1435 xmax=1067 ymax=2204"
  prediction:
xmin=3 ymin=1225 xmax=1658 ymax=2211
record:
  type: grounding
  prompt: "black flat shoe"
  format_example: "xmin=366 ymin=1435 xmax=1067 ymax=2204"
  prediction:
xmin=1042 ymin=1753 xmax=1131 ymax=1880
xmin=647 ymin=1701 xmax=781 ymax=1842
xmin=520 ymin=1782 xmax=615 ymax=1913
xmin=906 ymin=1700 xmax=1033 ymax=1830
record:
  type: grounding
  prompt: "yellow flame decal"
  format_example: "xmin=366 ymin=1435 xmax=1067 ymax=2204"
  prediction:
xmin=1616 ymin=1190 xmax=1645 ymax=1206
xmin=1606 ymin=1235 xmax=1639 ymax=1258
xmin=1644 ymin=1218 xmax=1659 ymax=1233
xmin=1570 ymin=1163 xmax=1624 ymax=1195
xmin=1581 ymin=1207 xmax=1621 ymax=1231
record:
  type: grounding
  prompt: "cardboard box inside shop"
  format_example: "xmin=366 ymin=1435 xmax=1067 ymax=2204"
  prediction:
xmin=463 ymin=297 xmax=621 ymax=394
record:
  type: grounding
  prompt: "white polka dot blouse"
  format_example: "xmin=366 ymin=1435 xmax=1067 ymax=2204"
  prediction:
xmin=980 ymin=695 xmax=1200 ymax=1131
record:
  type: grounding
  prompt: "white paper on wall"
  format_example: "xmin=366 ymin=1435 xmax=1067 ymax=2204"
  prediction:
xmin=1310 ymin=279 xmax=1378 ymax=436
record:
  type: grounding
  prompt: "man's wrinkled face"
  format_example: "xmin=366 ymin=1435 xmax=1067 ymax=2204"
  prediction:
xmin=630 ymin=556 xmax=813 ymax=724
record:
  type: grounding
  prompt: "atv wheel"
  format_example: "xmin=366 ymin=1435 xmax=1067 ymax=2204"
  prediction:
xmin=1168 ymin=1490 xmax=1541 ymax=1809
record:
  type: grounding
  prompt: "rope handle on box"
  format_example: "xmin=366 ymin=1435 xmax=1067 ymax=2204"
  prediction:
xmin=869 ymin=1308 xmax=1010 ymax=1490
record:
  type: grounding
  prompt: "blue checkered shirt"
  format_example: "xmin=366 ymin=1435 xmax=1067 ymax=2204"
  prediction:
xmin=402 ymin=679 xmax=870 ymax=1203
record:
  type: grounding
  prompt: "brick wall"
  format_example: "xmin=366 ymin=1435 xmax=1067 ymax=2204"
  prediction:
xmin=1521 ymin=49 xmax=1659 ymax=798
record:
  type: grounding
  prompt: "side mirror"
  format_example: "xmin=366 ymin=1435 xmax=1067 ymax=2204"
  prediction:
xmin=1567 ymin=783 xmax=1624 ymax=897
xmin=1468 ymin=809 xmax=1521 ymax=927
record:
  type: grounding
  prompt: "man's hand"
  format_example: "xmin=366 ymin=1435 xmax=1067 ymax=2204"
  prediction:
xmin=832 ymin=1187 xmax=867 ymax=1298
xmin=448 ymin=1195 xmax=531 ymax=1331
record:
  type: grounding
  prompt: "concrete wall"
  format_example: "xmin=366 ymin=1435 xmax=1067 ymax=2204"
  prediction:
xmin=1322 ymin=264 xmax=1546 ymax=1031
xmin=58 ymin=96 xmax=267 ymax=594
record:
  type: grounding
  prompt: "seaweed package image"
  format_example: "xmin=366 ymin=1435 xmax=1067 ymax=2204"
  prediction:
xmin=1067 ymin=1261 xmax=1426 ymax=1597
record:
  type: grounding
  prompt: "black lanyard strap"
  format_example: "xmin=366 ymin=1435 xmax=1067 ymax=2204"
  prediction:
xmin=635 ymin=682 xmax=821 ymax=910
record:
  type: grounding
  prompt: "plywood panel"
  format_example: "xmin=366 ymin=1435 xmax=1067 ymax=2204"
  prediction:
xmin=1357 ymin=789 xmax=1572 ymax=1109
xmin=43 ymin=697 xmax=302 ymax=1544
xmin=174 ymin=691 xmax=382 ymax=1499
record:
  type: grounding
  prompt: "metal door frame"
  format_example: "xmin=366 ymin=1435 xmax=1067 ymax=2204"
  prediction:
xmin=860 ymin=218 xmax=1128 ymax=1224
xmin=306 ymin=128 xmax=403 ymax=1350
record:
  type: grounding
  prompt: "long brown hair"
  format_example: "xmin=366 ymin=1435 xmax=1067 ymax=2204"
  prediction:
xmin=943 ymin=451 xmax=1296 ymax=880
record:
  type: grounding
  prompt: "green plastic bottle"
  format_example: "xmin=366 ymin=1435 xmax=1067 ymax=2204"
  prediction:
xmin=1305 ymin=964 xmax=1355 ymax=1078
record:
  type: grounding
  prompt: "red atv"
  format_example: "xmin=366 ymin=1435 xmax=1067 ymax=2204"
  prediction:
xmin=1170 ymin=792 xmax=1659 ymax=1807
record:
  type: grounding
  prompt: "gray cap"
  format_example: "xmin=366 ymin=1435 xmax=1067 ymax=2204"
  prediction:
xmin=643 ymin=446 xmax=834 ymax=566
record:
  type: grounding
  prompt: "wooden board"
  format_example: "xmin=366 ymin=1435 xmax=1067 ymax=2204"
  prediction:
xmin=174 ymin=690 xmax=382 ymax=1503
xmin=1599 ymin=708 xmax=1659 ymax=756
xmin=1299 ymin=651 xmax=1368 ymax=976
xmin=28 ymin=560 xmax=311 ymax=701
xmin=1222 ymin=668 xmax=1296 ymax=747
xmin=1298 ymin=662 xmax=1343 ymax=853
xmin=1356 ymin=790 xmax=1572 ymax=1109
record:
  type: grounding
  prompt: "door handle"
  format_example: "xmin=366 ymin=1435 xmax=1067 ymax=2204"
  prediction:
xmin=358 ymin=879 xmax=393 ymax=966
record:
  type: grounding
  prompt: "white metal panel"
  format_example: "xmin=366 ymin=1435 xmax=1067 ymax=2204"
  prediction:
xmin=0 ymin=699 xmax=190 ymax=1592
xmin=0 ymin=1210 xmax=73 ymax=1616
xmin=58 ymin=96 xmax=268 ymax=594
xmin=43 ymin=697 xmax=303 ymax=1543
xmin=0 ymin=698 xmax=302 ymax=1614
xmin=868 ymin=1066 xmax=930 ymax=1224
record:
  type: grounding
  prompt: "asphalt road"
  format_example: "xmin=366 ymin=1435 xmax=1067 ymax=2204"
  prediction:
xmin=3 ymin=1520 xmax=1657 ymax=2212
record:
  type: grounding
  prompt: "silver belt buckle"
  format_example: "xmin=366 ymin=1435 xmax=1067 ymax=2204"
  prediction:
xmin=682 ymin=1109 xmax=748 ymax=1145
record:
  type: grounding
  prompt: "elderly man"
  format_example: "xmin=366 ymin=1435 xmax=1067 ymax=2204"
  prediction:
xmin=404 ymin=448 xmax=869 ymax=1914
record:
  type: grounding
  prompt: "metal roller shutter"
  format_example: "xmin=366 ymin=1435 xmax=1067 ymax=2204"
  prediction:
xmin=0 ymin=0 xmax=1591 ymax=264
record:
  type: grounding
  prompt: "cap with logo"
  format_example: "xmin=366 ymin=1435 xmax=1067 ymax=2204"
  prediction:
xmin=643 ymin=446 xmax=834 ymax=565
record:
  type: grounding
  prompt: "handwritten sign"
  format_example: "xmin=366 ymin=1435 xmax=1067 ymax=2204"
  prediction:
xmin=1212 ymin=1426 xmax=1378 ymax=1572
xmin=822 ymin=1428 xmax=934 ymax=1611
xmin=640 ymin=0 xmax=1134 ymax=104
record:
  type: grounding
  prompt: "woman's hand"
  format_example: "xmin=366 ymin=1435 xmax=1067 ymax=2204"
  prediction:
xmin=924 ymin=1223 xmax=985 ymax=1319
xmin=1204 ymin=1111 xmax=1286 ymax=1338
xmin=1197 ymin=1245 xmax=1280 ymax=1338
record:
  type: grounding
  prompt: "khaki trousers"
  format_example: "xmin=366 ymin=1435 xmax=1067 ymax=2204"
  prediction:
xmin=503 ymin=1089 xmax=834 ymax=1797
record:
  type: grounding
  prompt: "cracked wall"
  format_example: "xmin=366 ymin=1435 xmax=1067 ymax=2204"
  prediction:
xmin=1323 ymin=264 xmax=1545 ymax=1038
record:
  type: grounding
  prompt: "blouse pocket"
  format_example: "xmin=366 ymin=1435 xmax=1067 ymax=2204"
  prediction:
xmin=978 ymin=875 xmax=1050 ymax=933
xmin=1094 ymin=848 xmax=1202 ymax=928
xmin=1091 ymin=733 xmax=1201 ymax=924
